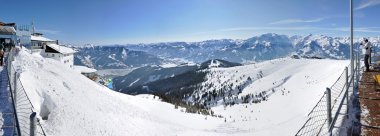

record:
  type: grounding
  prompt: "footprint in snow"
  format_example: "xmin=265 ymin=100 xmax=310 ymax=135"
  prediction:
xmin=63 ymin=81 xmax=71 ymax=90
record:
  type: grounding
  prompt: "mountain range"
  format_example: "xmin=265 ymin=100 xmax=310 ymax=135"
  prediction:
xmin=74 ymin=46 xmax=163 ymax=69
xmin=74 ymin=33 xmax=379 ymax=70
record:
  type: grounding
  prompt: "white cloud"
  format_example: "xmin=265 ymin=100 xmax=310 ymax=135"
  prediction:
xmin=355 ymin=0 xmax=380 ymax=10
xmin=333 ymin=27 xmax=380 ymax=33
xmin=192 ymin=26 xmax=319 ymax=35
xmin=269 ymin=18 xmax=324 ymax=25
xmin=218 ymin=26 xmax=321 ymax=32
xmin=196 ymin=26 xmax=380 ymax=34
xmin=36 ymin=29 xmax=61 ymax=35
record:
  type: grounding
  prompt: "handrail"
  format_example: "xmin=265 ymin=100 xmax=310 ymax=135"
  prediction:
xmin=296 ymin=52 xmax=360 ymax=136
xmin=6 ymin=54 xmax=22 ymax=136
xmin=6 ymin=48 xmax=47 ymax=136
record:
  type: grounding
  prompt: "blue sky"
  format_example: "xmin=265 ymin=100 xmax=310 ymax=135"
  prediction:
xmin=1 ymin=0 xmax=379 ymax=45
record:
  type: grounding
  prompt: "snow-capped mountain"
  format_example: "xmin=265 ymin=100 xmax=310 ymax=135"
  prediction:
xmin=294 ymin=34 xmax=350 ymax=59
xmin=124 ymin=33 xmax=295 ymax=63
xmin=121 ymin=33 xmax=378 ymax=63
xmin=76 ymin=34 xmax=379 ymax=70
xmin=74 ymin=46 xmax=163 ymax=69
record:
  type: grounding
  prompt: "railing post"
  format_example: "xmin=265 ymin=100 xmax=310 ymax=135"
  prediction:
xmin=345 ymin=67 xmax=349 ymax=115
xmin=350 ymin=0 xmax=354 ymax=99
xmin=326 ymin=88 xmax=332 ymax=132
xmin=355 ymin=54 xmax=358 ymax=86
xmin=13 ymin=71 xmax=17 ymax=108
xmin=357 ymin=53 xmax=360 ymax=82
xmin=30 ymin=112 xmax=37 ymax=136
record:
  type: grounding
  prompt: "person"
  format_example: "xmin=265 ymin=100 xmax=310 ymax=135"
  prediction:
xmin=0 ymin=41 xmax=4 ymax=66
xmin=361 ymin=38 xmax=372 ymax=71
xmin=17 ymin=39 xmax=22 ymax=49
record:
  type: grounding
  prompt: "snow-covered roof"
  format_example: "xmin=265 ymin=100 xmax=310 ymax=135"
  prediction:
xmin=46 ymin=44 xmax=75 ymax=54
xmin=73 ymin=65 xmax=97 ymax=73
xmin=0 ymin=26 xmax=16 ymax=35
xmin=31 ymin=35 xmax=55 ymax=42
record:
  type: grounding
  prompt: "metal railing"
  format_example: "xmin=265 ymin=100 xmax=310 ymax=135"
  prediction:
xmin=296 ymin=53 xmax=360 ymax=136
xmin=6 ymin=48 xmax=47 ymax=136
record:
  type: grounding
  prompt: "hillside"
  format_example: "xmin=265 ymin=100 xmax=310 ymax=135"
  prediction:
xmin=114 ymin=59 xmax=241 ymax=95
xmin=13 ymin=48 xmax=349 ymax=136
xmin=208 ymin=58 xmax=349 ymax=135
xmin=125 ymin=57 xmax=349 ymax=111
xmin=113 ymin=65 xmax=198 ymax=93
xmin=13 ymin=49 xmax=223 ymax=136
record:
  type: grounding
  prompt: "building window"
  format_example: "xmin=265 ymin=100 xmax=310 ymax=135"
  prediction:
xmin=52 ymin=54 xmax=55 ymax=57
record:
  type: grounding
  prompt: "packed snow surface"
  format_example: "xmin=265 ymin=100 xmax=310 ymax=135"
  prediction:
xmin=206 ymin=58 xmax=349 ymax=135
xmin=13 ymin=48 xmax=348 ymax=136
xmin=14 ymin=49 xmax=221 ymax=136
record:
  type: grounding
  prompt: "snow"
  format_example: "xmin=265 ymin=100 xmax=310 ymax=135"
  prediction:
xmin=12 ymin=48 xmax=349 ymax=136
xmin=13 ymin=49 xmax=224 ymax=136
xmin=135 ymin=94 xmax=161 ymax=101
xmin=73 ymin=65 xmax=96 ymax=73
xmin=200 ymin=58 xmax=349 ymax=135
xmin=160 ymin=63 xmax=178 ymax=68
xmin=121 ymin=48 xmax=128 ymax=59
xmin=148 ymin=75 xmax=161 ymax=82
xmin=46 ymin=44 xmax=75 ymax=54
xmin=0 ymin=113 xmax=2 ymax=136
xmin=31 ymin=35 xmax=54 ymax=42
xmin=208 ymin=59 xmax=221 ymax=68
xmin=129 ymin=78 xmax=140 ymax=87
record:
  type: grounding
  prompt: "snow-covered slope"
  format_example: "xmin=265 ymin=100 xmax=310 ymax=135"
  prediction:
xmin=205 ymin=58 xmax=349 ymax=135
xmin=199 ymin=58 xmax=348 ymax=102
xmin=13 ymin=49 xmax=224 ymax=136
xmin=13 ymin=48 xmax=349 ymax=136
xmin=112 ymin=57 xmax=349 ymax=135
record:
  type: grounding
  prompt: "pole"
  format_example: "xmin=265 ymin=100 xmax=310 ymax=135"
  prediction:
xmin=326 ymin=88 xmax=332 ymax=132
xmin=350 ymin=0 xmax=354 ymax=89
xmin=13 ymin=72 xmax=17 ymax=108
xmin=357 ymin=54 xmax=360 ymax=84
xmin=30 ymin=112 xmax=37 ymax=136
xmin=345 ymin=67 xmax=349 ymax=115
